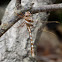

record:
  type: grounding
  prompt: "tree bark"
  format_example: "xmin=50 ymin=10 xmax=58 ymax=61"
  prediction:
xmin=0 ymin=0 xmax=60 ymax=62
xmin=0 ymin=2 xmax=62 ymax=37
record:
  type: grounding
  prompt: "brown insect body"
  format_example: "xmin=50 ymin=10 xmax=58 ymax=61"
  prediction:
xmin=24 ymin=11 xmax=34 ymax=57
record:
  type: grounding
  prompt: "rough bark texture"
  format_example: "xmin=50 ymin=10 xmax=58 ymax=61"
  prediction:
xmin=0 ymin=0 xmax=57 ymax=62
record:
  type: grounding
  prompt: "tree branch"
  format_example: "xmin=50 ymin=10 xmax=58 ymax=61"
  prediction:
xmin=0 ymin=3 xmax=62 ymax=37
xmin=31 ymin=3 xmax=62 ymax=13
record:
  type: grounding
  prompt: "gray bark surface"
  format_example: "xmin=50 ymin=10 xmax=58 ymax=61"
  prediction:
xmin=0 ymin=0 xmax=57 ymax=62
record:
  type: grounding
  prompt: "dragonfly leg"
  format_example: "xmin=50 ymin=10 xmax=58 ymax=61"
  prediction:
xmin=17 ymin=21 xmax=26 ymax=28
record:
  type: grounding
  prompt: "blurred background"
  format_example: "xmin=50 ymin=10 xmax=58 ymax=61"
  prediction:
xmin=47 ymin=0 xmax=62 ymax=42
xmin=0 ymin=0 xmax=11 ymax=24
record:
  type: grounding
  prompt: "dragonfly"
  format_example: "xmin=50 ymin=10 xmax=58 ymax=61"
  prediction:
xmin=16 ymin=11 xmax=35 ymax=57
xmin=15 ymin=11 xmax=60 ymax=57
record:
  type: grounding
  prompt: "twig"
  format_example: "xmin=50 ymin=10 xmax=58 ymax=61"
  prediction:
xmin=31 ymin=3 xmax=62 ymax=13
